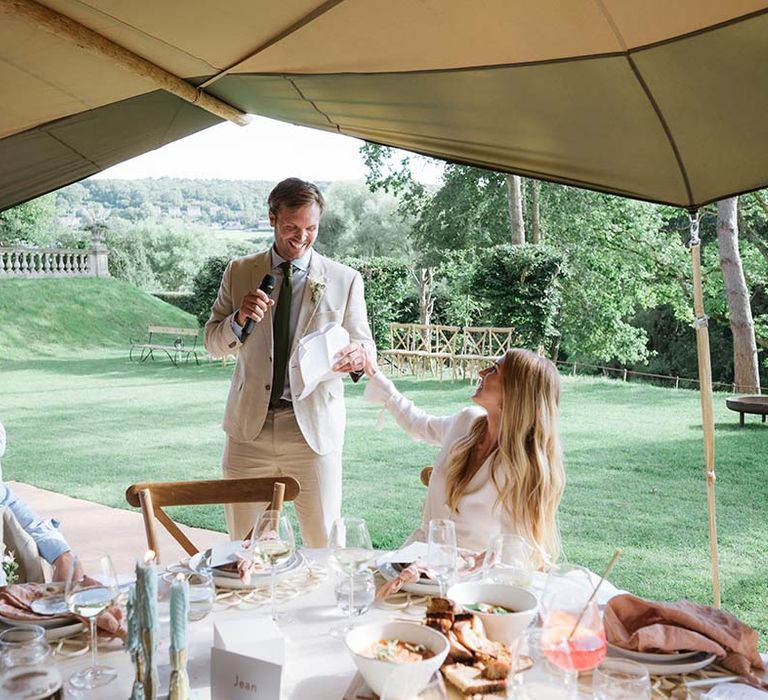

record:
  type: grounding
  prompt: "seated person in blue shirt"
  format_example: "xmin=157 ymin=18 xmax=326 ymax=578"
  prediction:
xmin=0 ymin=421 xmax=75 ymax=586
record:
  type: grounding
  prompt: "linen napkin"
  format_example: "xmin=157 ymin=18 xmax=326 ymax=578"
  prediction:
xmin=0 ymin=582 xmax=126 ymax=641
xmin=604 ymin=594 xmax=765 ymax=684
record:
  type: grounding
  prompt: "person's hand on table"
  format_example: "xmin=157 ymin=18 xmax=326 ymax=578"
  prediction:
xmin=332 ymin=342 xmax=369 ymax=374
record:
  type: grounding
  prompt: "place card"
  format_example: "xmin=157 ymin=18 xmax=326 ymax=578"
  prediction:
xmin=211 ymin=618 xmax=284 ymax=699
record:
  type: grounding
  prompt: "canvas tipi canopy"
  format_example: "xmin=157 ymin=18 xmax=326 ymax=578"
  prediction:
xmin=3 ymin=0 xmax=768 ymax=211
xmin=3 ymin=0 xmax=768 ymax=605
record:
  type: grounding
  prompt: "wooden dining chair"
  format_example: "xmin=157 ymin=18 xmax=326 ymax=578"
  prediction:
xmin=124 ymin=477 xmax=300 ymax=562
xmin=420 ymin=466 xmax=433 ymax=487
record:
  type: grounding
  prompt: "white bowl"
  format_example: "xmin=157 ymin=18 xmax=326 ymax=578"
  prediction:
xmin=345 ymin=621 xmax=449 ymax=698
xmin=447 ymin=581 xmax=538 ymax=646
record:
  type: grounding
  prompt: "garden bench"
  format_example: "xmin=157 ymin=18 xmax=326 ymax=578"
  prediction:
xmin=725 ymin=395 xmax=768 ymax=427
xmin=129 ymin=325 xmax=200 ymax=367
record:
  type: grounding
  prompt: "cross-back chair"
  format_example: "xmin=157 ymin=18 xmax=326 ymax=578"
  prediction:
xmin=125 ymin=477 xmax=300 ymax=562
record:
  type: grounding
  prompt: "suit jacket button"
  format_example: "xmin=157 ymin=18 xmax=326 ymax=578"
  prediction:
xmin=265 ymin=385 xmax=271 ymax=391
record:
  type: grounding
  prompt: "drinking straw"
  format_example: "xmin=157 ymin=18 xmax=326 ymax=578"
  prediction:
xmin=567 ymin=548 xmax=622 ymax=640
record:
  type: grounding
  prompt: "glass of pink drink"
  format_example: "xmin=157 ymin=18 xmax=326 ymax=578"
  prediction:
xmin=540 ymin=564 xmax=607 ymax=673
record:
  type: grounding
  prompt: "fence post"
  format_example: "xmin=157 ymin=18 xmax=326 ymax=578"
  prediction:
xmin=572 ymin=363 xmax=577 ymax=376
xmin=87 ymin=230 xmax=110 ymax=278
xmin=623 ymin=368 xmax=628 ymax=382
xmin=675 ymin=376 xmax=679 ymax=390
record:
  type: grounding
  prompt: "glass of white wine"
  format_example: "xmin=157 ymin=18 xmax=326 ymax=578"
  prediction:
xmin=251 ymin=510 xmax=295 ymax=623
xmin=64 ymin=554 xmax=119 ymax=689
xmin=328 ymin=517 xmax=374 ymax=639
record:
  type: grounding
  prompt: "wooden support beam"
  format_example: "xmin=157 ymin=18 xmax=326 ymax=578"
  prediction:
xmin=689 ymin=214 xmax=721 ymax=609
xmin=1 ymin=0 xmax=250 ymax=126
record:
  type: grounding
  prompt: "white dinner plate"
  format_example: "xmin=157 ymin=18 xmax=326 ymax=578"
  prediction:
xmin=377 ymin=559 xmax=481 ymax=595
xmin=41 ymin=619 xmax=86 ymax=640
xmin=607 ymin=641 xmax=700 ymax=663
xmin=201 ymin=551 xmax=306 ymax=590
xmin=0 ymin=613 xmax=84 ymax=639
xmin=188 ymin=542 xmax=295 ymax=579
xmin=607 ymin=647 xmax=717 ymax=675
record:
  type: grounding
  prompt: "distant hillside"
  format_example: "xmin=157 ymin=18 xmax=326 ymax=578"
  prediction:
xmin=0 ymin=278 xmax=199 ymax=360
xmin=56 ymin=178 xmax=332 ymax=229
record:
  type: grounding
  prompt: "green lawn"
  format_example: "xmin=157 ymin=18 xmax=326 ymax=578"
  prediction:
xmin=0 ymin=351 xmax=765 ymax=641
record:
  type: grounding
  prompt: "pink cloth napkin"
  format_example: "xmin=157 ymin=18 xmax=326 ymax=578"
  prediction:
xmin=0 ymin=583 xmax=126 ymax=641
xmin=604 ymin=594 xmax=765 ymax=684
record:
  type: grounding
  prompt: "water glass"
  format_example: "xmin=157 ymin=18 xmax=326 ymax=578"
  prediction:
xmin=0 ymin=625 xmax=63 ymax=699
xmin=162 ymin=566 xmax=215 ymax=621
xmin=483 ymin=533 xmax=534 ymax=588
xmin=334 ymin=568 xmax=375 ymax=616
xmin=592 ymin=658 xmax=651 ymax=699
xmin=509 ymin=627 xmax=578 ymax=699
xmin=426 ymin=519 xmax=457 ymax=597
xmin=0 ymin=626 xmax=47 ymax=671
xmin=328 ymin=517 xmax=374 ymax=638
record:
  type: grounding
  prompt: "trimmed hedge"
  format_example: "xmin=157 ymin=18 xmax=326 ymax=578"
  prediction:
xmin=152 ymin=291 xmax=196 ymax=315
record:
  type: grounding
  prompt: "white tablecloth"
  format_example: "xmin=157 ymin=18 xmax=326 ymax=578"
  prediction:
xmin=56 ymin=550 xmax=620 ymax=699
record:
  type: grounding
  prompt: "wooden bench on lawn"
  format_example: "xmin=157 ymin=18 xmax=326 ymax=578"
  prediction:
xmin=129 ymin=325 xmax=200 ymax=367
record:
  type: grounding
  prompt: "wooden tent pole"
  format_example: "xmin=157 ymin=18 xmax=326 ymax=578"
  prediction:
xmin=0 ymin=0 xmax=250 ymax=127
xmin=688 ymin=210 xmax=721 ymax=608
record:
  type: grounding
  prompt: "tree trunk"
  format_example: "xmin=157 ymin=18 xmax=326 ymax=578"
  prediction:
xmin=416 ymin=267 xmax=435 ymax=327
xmin=716 ymin=197 xmax=760 ymax=393
xmin=530 ymin=180 xmax=541 ymax=243
xmin=506 ymin=174 xmax=525 ymax=245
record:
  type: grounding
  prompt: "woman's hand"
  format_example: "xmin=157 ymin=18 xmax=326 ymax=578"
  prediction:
xmin=363 ymin=345 xmax=379 ymax=377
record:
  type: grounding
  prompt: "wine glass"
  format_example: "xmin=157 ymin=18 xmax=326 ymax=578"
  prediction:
xmin=328 ymin=517 xmax=374 ymax=639
xmin=426 ymin=519 xmax=457 ymax=597
xmin=540 ymin=564 xmax=606 ymax=674
xmin=483 ymin=533 xmax=534 ymax=588
xmin=251 ymin=510 xmax=295 ymax=623
xmin=65 ymin=554 xmax=120 ymax=689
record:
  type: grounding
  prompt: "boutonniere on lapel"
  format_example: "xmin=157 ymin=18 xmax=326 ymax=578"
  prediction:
xmin=309 ymin=277 xmax=326 ymax=306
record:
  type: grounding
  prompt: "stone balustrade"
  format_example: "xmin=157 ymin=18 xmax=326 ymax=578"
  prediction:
xmin=0 ymin=243 xmax=109 ymax=278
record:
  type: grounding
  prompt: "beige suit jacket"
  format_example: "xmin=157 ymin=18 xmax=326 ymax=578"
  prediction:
xmin=204 ymin=248 xmax=374 ymax=455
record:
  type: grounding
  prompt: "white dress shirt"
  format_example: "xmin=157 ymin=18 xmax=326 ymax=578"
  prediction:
xmin=231 ymin=247 xmax=312 ymax=402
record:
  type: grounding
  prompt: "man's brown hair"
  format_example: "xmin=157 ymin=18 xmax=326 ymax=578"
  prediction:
xmin=268 ymin=178 xmax=325 ymax=216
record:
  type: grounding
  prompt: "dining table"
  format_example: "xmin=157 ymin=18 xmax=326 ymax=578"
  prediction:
xmin=46 ymin=549 xmax=757 ymax=699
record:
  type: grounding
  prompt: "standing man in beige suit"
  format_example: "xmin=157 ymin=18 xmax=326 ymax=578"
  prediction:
xmin=204 ymin=178 xmax=374 ymax=547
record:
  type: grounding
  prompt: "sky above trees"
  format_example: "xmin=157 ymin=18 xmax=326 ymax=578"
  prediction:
xmin=93 ymin=116 xmax=442 ymax=184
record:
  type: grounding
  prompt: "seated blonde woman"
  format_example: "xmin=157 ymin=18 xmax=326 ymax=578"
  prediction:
xmin=363 ymin=348 xmax=564 ymax=568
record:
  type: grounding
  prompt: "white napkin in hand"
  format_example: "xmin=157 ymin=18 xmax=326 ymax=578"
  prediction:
xmin=297 ymin=322 xmax=350 ymax=400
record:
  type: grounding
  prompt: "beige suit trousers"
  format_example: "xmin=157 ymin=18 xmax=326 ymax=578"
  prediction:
xmin=221 ymin=405 xmax=341 ymax=547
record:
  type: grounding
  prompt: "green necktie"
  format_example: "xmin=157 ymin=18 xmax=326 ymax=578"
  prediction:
xmin=270 ymin=261 xmax=293 ymax=406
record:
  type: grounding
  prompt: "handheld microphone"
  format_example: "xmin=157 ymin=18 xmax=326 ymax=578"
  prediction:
xmin=241 ymin=273 xmax=276 ymax=339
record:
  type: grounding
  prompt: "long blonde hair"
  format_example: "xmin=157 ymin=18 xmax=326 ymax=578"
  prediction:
xmin=444 ymin=349 xmax=565 ymax=567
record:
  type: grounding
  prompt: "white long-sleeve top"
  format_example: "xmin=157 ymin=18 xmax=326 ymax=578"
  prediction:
xmin=363 ymin=373 xmax=512 ymax=552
